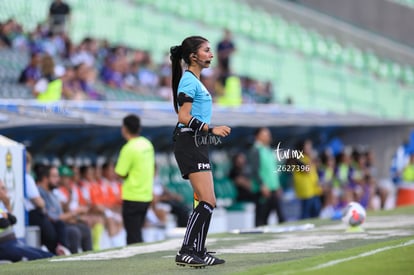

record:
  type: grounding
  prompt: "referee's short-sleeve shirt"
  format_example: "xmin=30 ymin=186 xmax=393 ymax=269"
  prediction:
xmin=178 ymin=71 xmax=212 ymax=124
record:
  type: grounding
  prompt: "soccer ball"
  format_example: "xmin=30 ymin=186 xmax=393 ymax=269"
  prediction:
xmin=342 ymin=202 xmax=366 ymax=227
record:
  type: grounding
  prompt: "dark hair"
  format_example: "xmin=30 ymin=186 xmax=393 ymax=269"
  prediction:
xmin=254 ymin=127 xmax=267 ymax=138
xmin=35 ymin=165 xmax=51 ymax=182
xmin=102 ymin=161 xmax=113 ymax=171
xmin=79 ymin=165 xmax=88 ymax=177
xmin=123 ymin=114 xmax=141 ymax=135
xmin=170 ymin=36 xmax=208 ymax=113
xmin=320 ymin=150 xmax=331 ymax=166
xmin=295 ymin=139 xmax=308 ymax=151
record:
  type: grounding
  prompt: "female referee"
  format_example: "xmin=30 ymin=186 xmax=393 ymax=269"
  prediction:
xmin=170 ymin=36 xmax=231 ymax=268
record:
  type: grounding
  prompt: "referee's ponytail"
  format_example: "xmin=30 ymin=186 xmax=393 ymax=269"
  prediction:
xmin=170 ymin=36 xmax=208 ymax=114
xmin=170 ymin=45 xmax=183 ymax=114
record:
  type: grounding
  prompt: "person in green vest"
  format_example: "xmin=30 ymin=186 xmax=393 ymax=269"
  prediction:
xmin=250 ymin=127 xmax=285 ymax=226
xmin=32 ymin=54 xmax=62 ymax=102
xmin=115 ymin=114 xmax=155 ymax=244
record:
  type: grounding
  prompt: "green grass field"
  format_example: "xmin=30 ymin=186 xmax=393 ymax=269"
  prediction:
xmin=2 ymin=206 xmax=414 ymax=275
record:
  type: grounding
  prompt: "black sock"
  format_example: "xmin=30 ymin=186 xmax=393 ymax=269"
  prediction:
xmin=181 ymin=201 xmax=214 ymax=252
xmin=195 ymin=207 xmax=212 ymax=254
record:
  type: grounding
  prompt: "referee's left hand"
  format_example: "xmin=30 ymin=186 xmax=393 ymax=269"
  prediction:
xmin=212 ymin=126 xmax=231 ymax=137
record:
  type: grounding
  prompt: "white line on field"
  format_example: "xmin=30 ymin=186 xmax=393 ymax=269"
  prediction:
xmin=50 ymin=239 xmax=181 ymax=262
xmin=278 ymin=239 xmax=414 ymax=275
xmin=309 ymin=239 xmax=414 ymax=270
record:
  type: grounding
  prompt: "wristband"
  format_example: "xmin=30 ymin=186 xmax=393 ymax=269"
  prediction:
xmin=208 ymin=127 xmax=213 ymax=134
xmin=188 ymin=116 xmax=206 ymax=132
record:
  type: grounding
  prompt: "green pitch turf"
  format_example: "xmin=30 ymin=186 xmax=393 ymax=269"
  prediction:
xmin=2 ymin=206 xmax=413 ymax=275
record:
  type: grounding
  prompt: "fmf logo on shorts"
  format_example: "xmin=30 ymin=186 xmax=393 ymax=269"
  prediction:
xmin=197 ymin=163 xmax=211 ymax=170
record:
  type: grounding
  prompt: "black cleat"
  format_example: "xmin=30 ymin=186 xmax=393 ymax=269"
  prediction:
xmin=175 ymin=249 xmax=207 ymax=268
xmin=198 ymin=249 xmax=225 ymax=266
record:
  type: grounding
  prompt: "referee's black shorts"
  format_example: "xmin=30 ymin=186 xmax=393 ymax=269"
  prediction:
xmin=173 ymin=127 xmax=211 ymax=179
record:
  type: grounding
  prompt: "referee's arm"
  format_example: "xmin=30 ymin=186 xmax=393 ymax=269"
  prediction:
xmin=178 ymin=101 xmax=208 ymax=132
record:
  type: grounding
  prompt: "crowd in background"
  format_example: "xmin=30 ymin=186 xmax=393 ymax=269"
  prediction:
xmin=229 ymin=135 xmax=414 ymax=224
xmin=0 ymin=0 xmax=274 ymax=104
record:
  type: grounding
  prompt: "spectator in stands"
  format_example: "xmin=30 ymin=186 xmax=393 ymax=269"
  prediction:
xmin=254 ymin=81 xmax=273 ymax=103
xmin=240 ymin=76 xmax=257 ymax=103
xmin=42 ymin=31 xmax=66 ymax=58
xmin=0 ymin=19 xmax=25 ymax=49
xmin=5 ymin=17 xmax=269 ymax=103
xmin=101 ymin=55 xmax=128 ymax=89
xmin=124 ymin=61 xmax=140 ymax=90
xmin=48 ymin=0 xmax=71 ymax=35
xmin=292 ymin=139 xmax=322 ymax=219
xmin=0 ymin=20 xmax=12 ymax=48
xmin=157 ymin=74 xmax=173 ymax=101
xmin=70 ymin=37 xmax=96 ymax=67
xmin=229 ymin=152 xmax=256 ymax=203
xmin=8 ymin=19 xmax=27 ymax=50
xmin=18 ymin=51 xmax=42 ymax=88
xmin=96 ymin=39 xmax=110 ymax=65
xmin=61 ymin=64 xmax=86 ymax=100
xmin=0 ymin=179 xmax=54 ymax=262
xmin=32 ymin=54 xmax=62 ymax=102
xmin=73 ymin=63 xmax=104 ymax=100
xmin=216 ymin=29 xmax=236 ymax=75
xmin=250 ymin=127 xmax=285 ymax=226
xmin=27 ymin=25 xmax=47 ymax=55
xmin=57 ymin=31 xmax=73 ymax=59
xmin=137 ymin=51 xmax=159 ymax=90
xmin=34 ymin=165 xmax=71 ymax=255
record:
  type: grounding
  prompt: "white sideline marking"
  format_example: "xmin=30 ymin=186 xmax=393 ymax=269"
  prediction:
xmin=50 ymin=239 xmax=181 ymax=262
xmin=50 ymin=215 xmax=414 ymax=262
xmin=50 ymin=238 xmax=220 ymax=262
xmin=308 ymin=239 xmax=414 ymax=271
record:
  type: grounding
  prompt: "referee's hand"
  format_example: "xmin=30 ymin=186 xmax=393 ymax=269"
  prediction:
xmin=212 ymin=126 xmax=231 ymax=137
